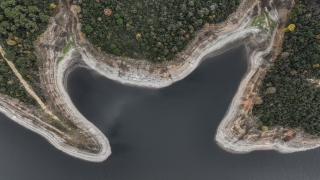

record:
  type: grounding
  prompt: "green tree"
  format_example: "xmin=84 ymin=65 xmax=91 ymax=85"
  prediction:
xmin=116 ymin=18 xmax=123 ymax=25
xmin=84 ymin=25 xmax=93 ymax=34
xmin=110 ymin=44 xmax=117 ymax=49
xmin=113 ymin=48 xmax=121 ymax=56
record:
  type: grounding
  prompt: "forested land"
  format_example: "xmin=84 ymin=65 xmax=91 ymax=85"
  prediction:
xmin=253 ymin=0 xmax=320 ymax=135
xmin=0 ymin=0 xmax=58 ymax=105
xmin=77 ymin=0 xmax=241 ymax=61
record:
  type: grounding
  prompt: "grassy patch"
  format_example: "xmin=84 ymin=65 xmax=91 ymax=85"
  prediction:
xmin=63 ymin=41 xmax=72 ymax=54
xmin=250 ymin=11 xmax=276 ymax=32
xmin=56 ymin=57 xmax=64 ymax=65
xmin=251 ymin=11 xmax=267 ymax=26
xmin=57 ymin=37 xmax=73 ymax=66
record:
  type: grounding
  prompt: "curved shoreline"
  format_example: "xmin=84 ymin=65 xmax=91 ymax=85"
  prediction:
xmin=0 ymin=93 xmax=110 ymax=162
xmin=78 ymin=28 xmax=261 ymax=88
xmin=74 ymin=0 xmax=260 ymax=89
xmin=35 ymin=0 xmax=308 ymax=161
xmin=72 ymin=0 xmax=320 ymax=154
xmin=35 ymin=1 xmax=111 ymax=162
xmin=1 ymin=0 xmax=319 ymax=163
xmin=215 ymin=0 xmax=320 ymax=153
xmin=57 ymin=50 xmax=111 ymax=161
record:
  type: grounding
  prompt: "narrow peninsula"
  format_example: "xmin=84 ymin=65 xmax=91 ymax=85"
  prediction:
xmin=0 ymin=0 xmax=319 ymax=162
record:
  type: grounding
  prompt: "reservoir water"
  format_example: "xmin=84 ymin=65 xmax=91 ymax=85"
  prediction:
xmin=0 ymin=45 xmax=320 ymax=179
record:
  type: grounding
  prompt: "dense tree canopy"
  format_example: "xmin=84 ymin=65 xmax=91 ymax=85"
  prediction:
xmin=253 ymin=0 xmax=320 ymax=135
xmin=77 ymin=0 xmax=241 ymax=61
xmin=0 ymin=0 xmax=58 ymax=105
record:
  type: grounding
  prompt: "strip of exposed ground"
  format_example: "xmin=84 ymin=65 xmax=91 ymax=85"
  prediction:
xmin=71 ymin=0 xmax=320 ymax=154
xmin=0 ymin=44 xmax=111 ymax=162
xmin=0 ymin=46 xmax=60 ymax=122
xmin=0 ymin=0 xmax=316 ymax=163
xmin=36 ymin=0 xmax=111 ymax=162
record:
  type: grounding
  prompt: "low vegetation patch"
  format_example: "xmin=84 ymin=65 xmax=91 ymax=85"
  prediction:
xmin=250 ymin=11 xmax=276 ymax=32
xmin=57 ymin=36 xmax=73 ymax=66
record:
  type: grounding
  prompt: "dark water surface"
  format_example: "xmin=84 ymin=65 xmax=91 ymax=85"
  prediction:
xmin=0 ymin=45 xmax=320 ymax=180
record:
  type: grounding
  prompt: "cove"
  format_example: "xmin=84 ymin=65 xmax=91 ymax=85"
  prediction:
xmin=1 ymin=45 xmax=320 ymax=179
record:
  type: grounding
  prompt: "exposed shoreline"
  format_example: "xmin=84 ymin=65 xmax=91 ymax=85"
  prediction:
xmin=1 ymin=0 xmax=319 ymax=163
xmin=72 ymin=0 xmax=320 ymax=154
xmin=215 ymin=0 xmax=320 ymax=153
xmin=74 ymin=0 xmax=260 ymax=89
xmin=35 ymin=1 xmax=111 ymax=162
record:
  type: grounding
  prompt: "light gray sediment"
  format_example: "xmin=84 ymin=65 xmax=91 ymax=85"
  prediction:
xmin=2 ymin=0 xmax=317 ymax=163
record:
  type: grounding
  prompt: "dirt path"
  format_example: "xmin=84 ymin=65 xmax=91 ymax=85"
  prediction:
xmin=0 ymin=46 xmax=60 ymax=122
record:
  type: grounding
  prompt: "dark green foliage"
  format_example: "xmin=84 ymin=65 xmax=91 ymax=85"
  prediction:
xmin=253 ymin=0 xmax=320 ymax=135
xmin=0 ymin=56 xmax=36 ymax=105
xmin=112 ymin=48 xmax=121 ymax=56
xmin=0 ymin=0 xmax=58 ymax=105
xmin=83 ymin=24 xmax=93 ymax=34
xmin=77 ymin=0 xmax=240 ymax=61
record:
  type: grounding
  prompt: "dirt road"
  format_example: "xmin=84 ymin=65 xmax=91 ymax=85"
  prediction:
xmin=0 ymin=46 xmax=60 ymax=122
